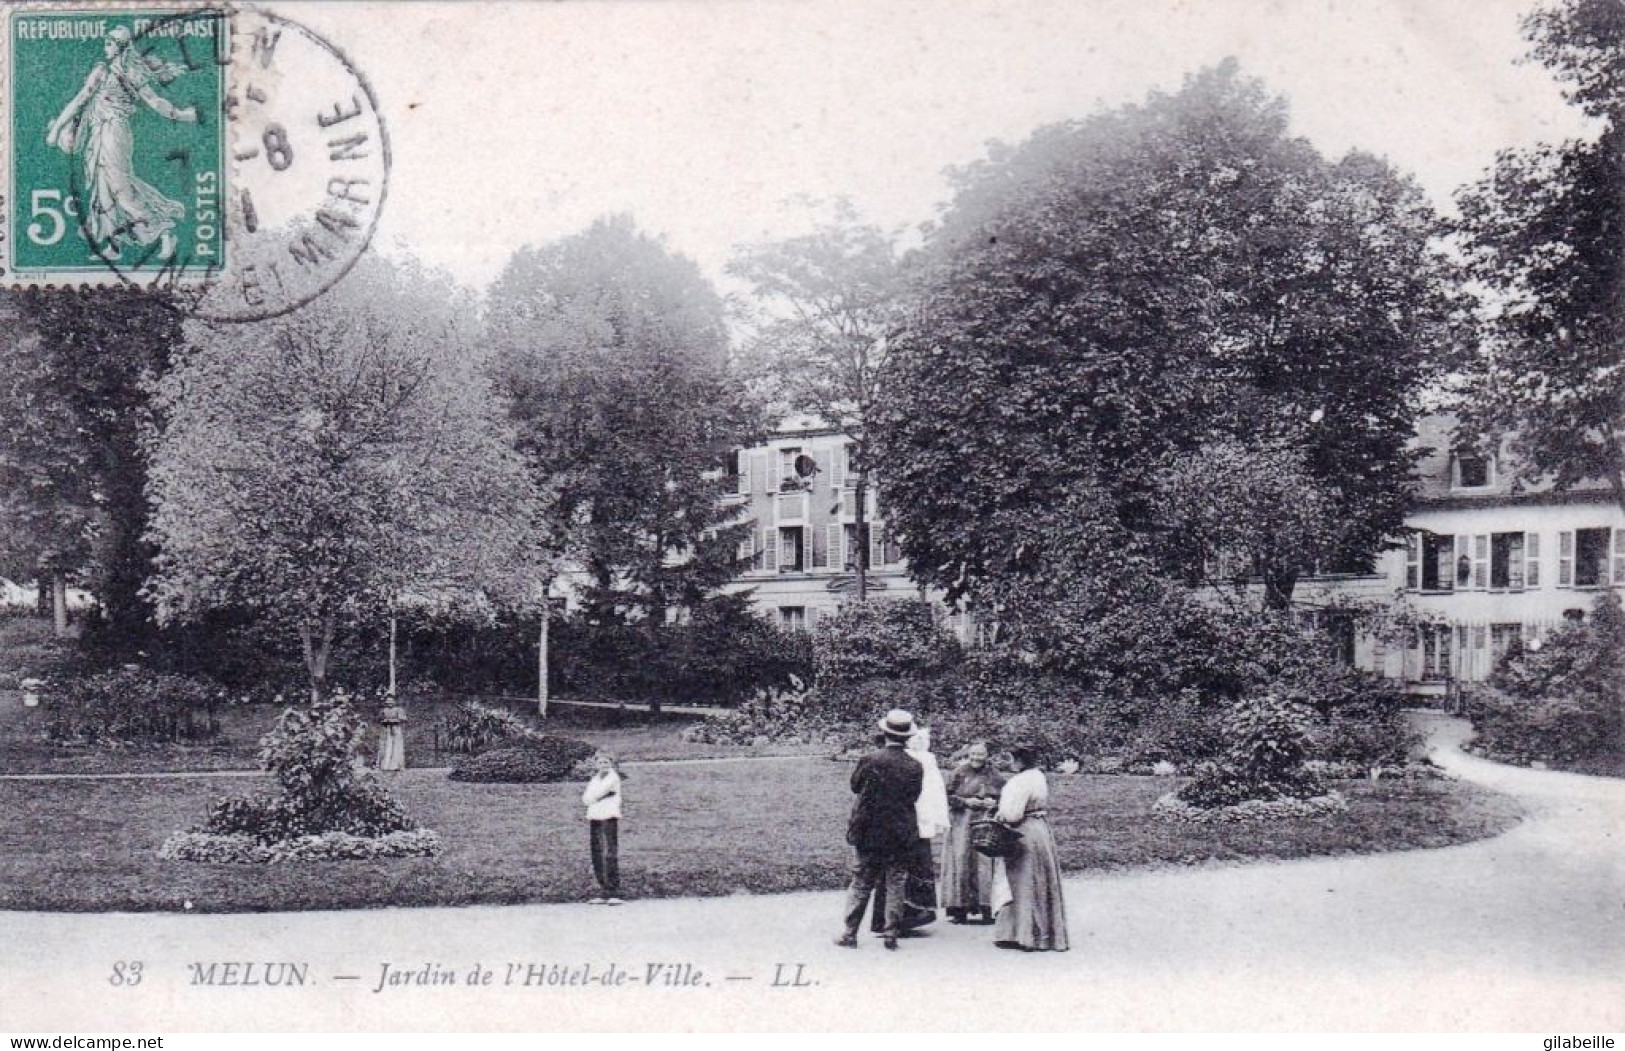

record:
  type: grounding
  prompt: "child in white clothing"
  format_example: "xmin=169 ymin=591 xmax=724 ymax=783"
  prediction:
xmin=581 ymin=753 xmax=623 ymax=904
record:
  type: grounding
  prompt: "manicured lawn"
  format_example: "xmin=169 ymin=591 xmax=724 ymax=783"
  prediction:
xmin=0 ymin=760 xmax=1520 ymax=913
xmin=0 ymin=689 xmax=816 ymax=775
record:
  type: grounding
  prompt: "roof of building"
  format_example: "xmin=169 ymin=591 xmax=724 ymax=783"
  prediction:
xmin=1411 ymin=413 xmax=1614 ymax=508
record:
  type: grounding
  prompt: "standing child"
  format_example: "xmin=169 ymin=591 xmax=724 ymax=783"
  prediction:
xmin=581 ymin=753 xmax=624 ymax=905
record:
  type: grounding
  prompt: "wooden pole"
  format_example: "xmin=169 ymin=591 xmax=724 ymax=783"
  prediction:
xmin=538 ymin=608 xmax=550 ymax=718
xmin=388 ymin=612 xmax=398 ymax=698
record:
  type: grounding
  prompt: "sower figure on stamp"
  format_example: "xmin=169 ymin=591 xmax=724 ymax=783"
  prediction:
xmin=836 ymin=709 xmax=923 ymax=951
xmin=45 ymin=25 xmax=197 ymax=262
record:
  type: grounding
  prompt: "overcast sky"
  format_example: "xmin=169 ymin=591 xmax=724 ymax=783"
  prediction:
xmin=280 ymin=0 xmax=1593 ymax=296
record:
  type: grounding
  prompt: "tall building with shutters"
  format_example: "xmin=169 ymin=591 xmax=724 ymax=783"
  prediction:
xmin=722 ymin=414 xmax=968 ymax=636
xmin=1287 ymin=414 xmax=1625 ymax=697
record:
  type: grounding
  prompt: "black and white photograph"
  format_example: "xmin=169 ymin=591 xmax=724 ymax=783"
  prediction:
xmin=0 ymin=0 xmax=1622 ymax=1038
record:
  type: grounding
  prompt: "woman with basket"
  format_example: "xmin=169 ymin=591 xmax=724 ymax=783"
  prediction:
xmin=942 ymin=741 xmax=1004 ymax=924
xmin=987 ymin=743 xmax=1069 ymax=951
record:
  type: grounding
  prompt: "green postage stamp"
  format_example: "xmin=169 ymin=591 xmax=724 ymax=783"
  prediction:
xmin=3 ymin=3 xmax=389 ymax=320
xmin=6 ymin=8 xmax=227 ymax=281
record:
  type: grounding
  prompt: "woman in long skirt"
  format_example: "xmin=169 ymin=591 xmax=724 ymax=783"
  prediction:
xmin=941 ymin=741 xmax=1004 ymax=923
xmin=991 ymin=743 xmax=1069 ymax=951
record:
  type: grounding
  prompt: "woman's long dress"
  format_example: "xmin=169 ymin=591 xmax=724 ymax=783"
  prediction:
xmin=991 ymin=767 xmax=1069 ymax=951
xmin=940 ymin=763 xmax=1005 ymax=919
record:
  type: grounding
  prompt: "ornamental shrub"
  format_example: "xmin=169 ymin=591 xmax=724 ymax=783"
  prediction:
xmin=194 ymin=691 xmax=420 ymax=845
xmin=447 ymin=734 xmax=596 ymax=783
xmin=437 ymin=700 xmax=540 ymax=755
xmin=1174 ymin=692 xmax=1329 ymax=809
xmin=813 ymin=599 xmax=962 ymax=690
xmin=43 ymin=667 xmax=221 ymax=745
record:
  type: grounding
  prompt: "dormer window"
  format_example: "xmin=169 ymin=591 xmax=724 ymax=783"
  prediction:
xmin=1453 ymin=452 xmax=1491 ymax=489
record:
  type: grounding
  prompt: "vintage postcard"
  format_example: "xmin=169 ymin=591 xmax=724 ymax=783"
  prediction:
xmin=1 ymin=0 xmax=1622 ymax=1038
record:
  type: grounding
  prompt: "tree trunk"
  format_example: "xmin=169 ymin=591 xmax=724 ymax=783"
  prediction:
xmin=51 ymin=571 xmax=68 ymax=636
xmin=537 ymin=609 xmax=550 ymax=718
xmin=1262 ymin=567 xmax=1298 ymax=612
xmin=301 ymin=615 xmax=336 ymax=702
xmin=854 ymin=472 xmax=870 ymax=603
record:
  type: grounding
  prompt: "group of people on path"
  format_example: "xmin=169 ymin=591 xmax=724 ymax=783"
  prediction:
xmin=840 ymin=708 xmax=1069 ymax=952
xmin=569 ymin=707 xmax=1069 ymax=950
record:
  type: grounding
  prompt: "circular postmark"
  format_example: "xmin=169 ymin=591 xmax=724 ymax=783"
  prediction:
xmin=64 ymin=3 xmax=389 ymax=322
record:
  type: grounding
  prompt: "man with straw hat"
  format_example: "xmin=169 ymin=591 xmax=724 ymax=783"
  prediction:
xmin=836 ymin=709 xmax=924 ymax=950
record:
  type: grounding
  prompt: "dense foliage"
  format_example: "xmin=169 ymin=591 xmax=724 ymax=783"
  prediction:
xmin=488 ymin=216 xmax=758 ymax=627
xmin=811 ymin=599 xmax=961 ymax=690
xmin=1173 ymin=693 xmax=1332 ymax=809
xmin=873 ymin=62 xmax=1455 ymax=626
xmin=549 ymin=599 xmax=812 ymax=707
xmin=43 ymin=667 xmax=220 ymax=745
xmin=1466 ymin=591 xmax=1624 ymax=768
xmin=0 ymin=288 xmax=181 ymax=640
xmin=1452 ymin=0 xmax=1625 ymax=516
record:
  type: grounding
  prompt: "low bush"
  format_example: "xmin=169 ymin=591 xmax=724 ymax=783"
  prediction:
xmin=1465 ymin=688 xmax=1617 ymax=766
xmin=447 ymin=735 xmax=597 ymax=783
xmin=42 ymin=667 xmax=222 ymax=745
xmin=159 ymin=828 xmax=442 ymax=863
xmin=1170 ymin=693 xmax=1331 ymax=813
xmin=176 ymin=691 xmax=429 ymax=854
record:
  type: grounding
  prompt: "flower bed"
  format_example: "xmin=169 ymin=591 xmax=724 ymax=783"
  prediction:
xmin=158 ymin=828 xmax=442 ymax=863
xmin=1151 ymin=790 xmax=1349 ymax=824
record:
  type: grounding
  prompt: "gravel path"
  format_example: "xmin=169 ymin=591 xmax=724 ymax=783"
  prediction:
xmin=1 ymin=714 xmax=1619 ymax=1032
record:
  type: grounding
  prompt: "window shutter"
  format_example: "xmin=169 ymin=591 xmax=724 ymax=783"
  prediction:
xmin=810 ymin=523 xmax=828 ymax=570
xmin=736 ymin=451 xmax=750 ymax=495
xmin=828 ymin=524 xmax=843 ymax=573
xmin=870 ymin=522 xmax=885 ymax=569
xmin=1525 ymin=532 xmax=1540 ymax=588
xmin=763 ymin=527 xmax=777 ymax=571
xmin=737 ymin=534 xmax=754 ymax=568
xmin=1559 ymin=531 xmax=1574 ymax=587
xmin=1473 ymin=534 xmax=1489 ymax=590
xmin=831 ymin=446 xmax=846 ymax=489
xmin=815 ymin=450 xmax=833 ymax=488
xmin=1614 ymin=528 xmax=1625 ymax=586
xmin=1405 ymin=534 xmax=1420 ymax=591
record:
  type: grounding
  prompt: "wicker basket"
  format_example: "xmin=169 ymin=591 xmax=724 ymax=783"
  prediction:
xmin=969 ymin=819 xmax=1022 ymax=858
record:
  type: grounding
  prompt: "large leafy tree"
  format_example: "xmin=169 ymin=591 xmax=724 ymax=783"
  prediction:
xmin=146 ymin=255 xmax=546 ymax=700
xmin=487 ymin=216 xmax=757 ymax=628
xmin=0 ymin=288 xmax=180 ymax=637
xmin=730 ymin=202 xmax=906 ymax=601
xmin=1453 ymin=0 xmax=1625 ymax=512
xmin=873 ymin=62 xmax=1458 ymax=616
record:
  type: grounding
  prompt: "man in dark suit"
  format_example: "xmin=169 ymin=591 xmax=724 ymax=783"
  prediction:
xmin=837 ymin=708 xmax=924 ymax=950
